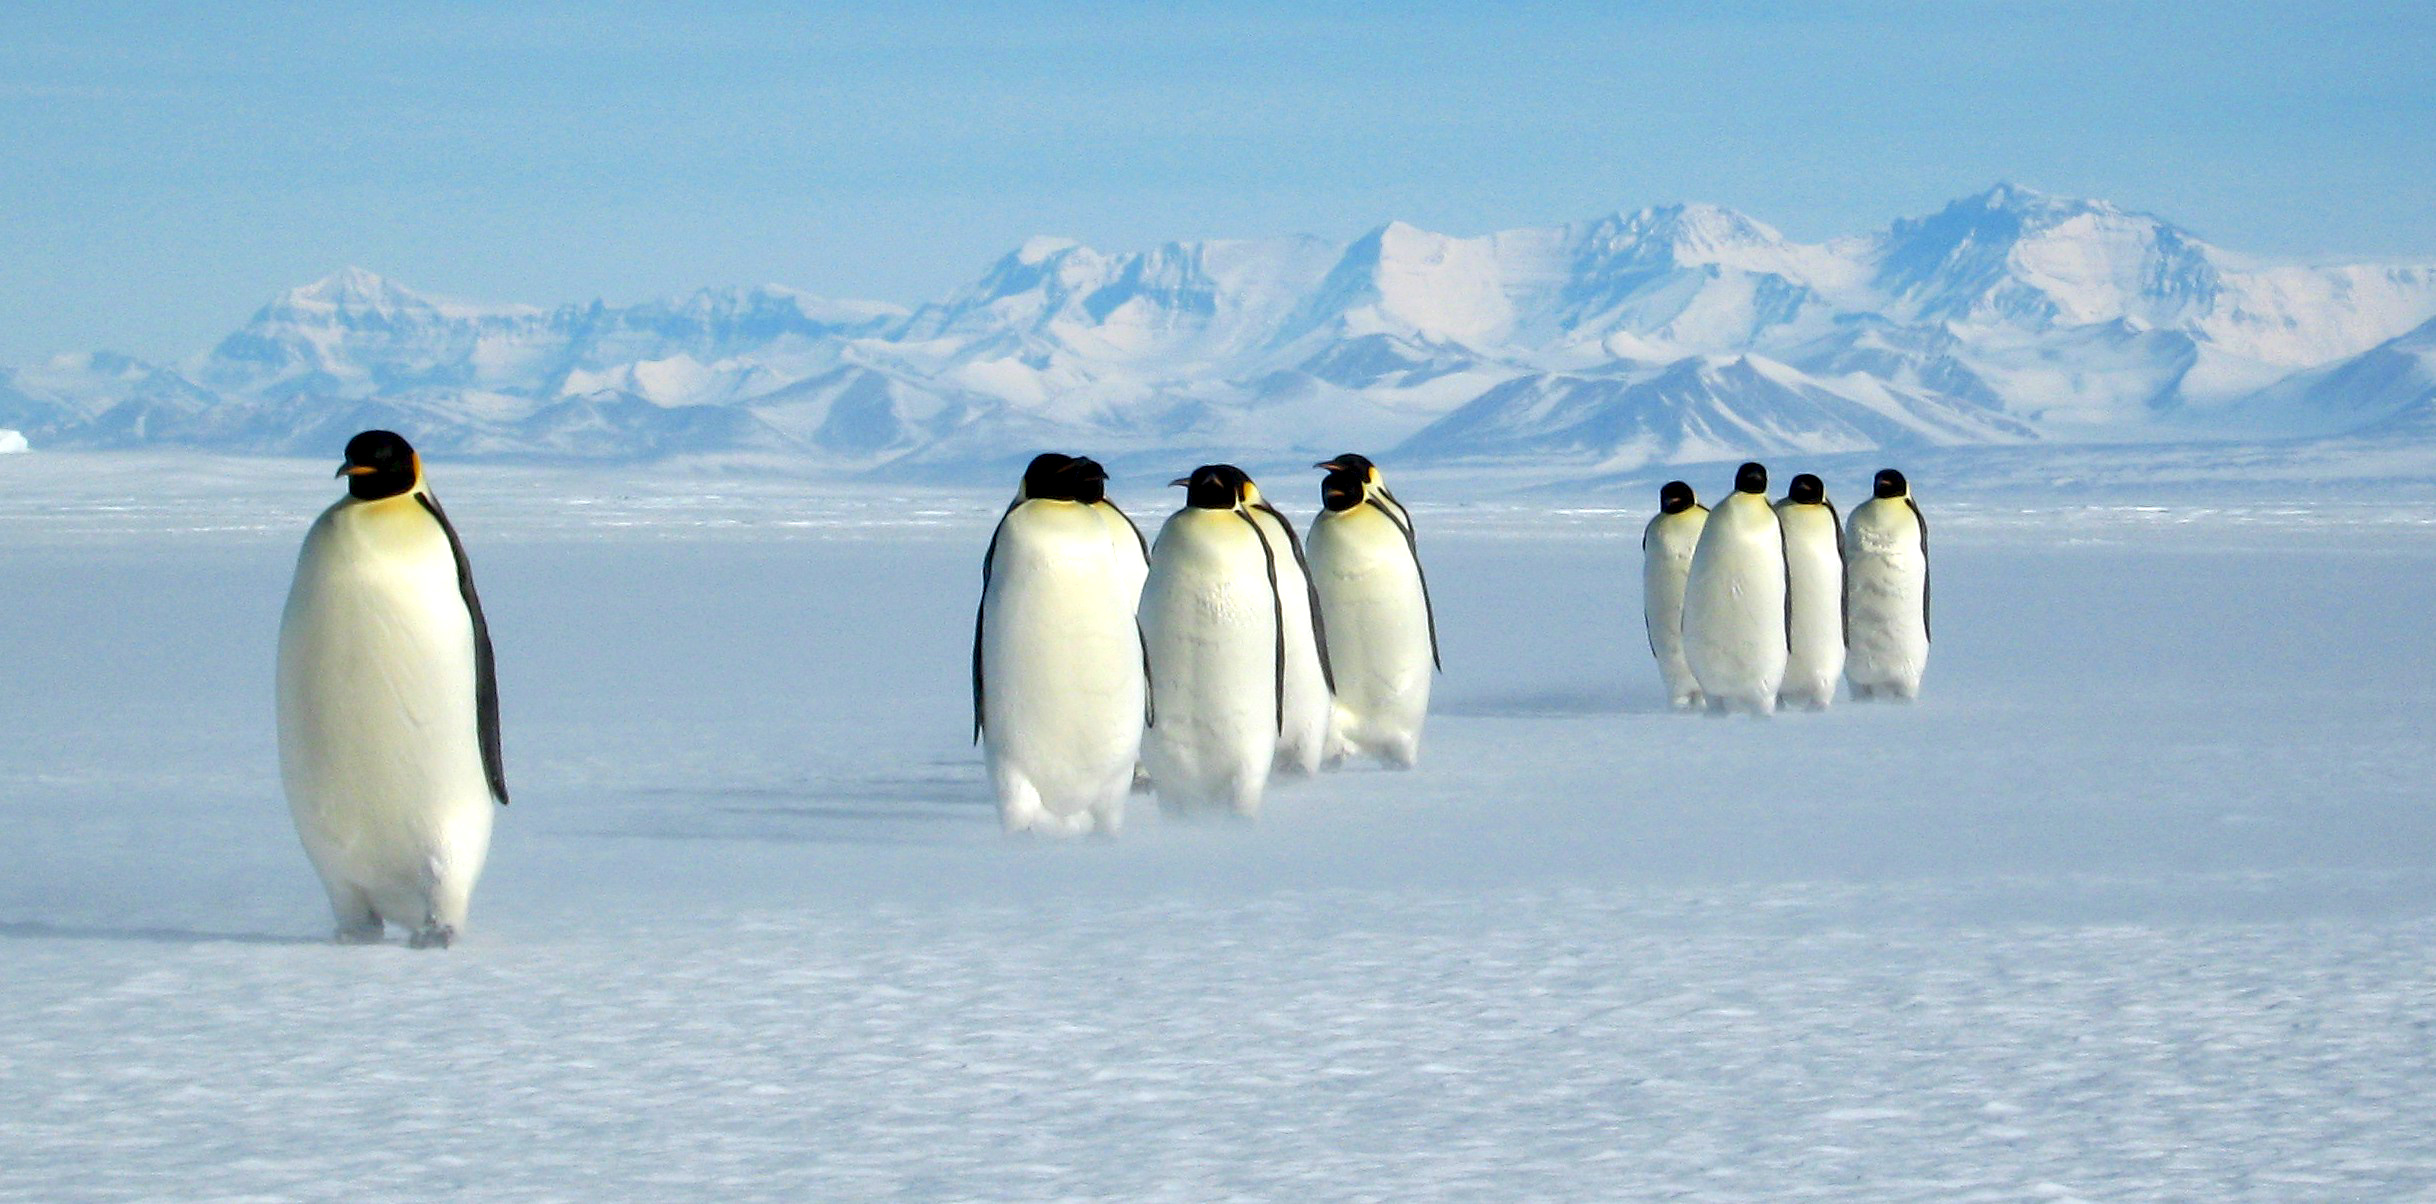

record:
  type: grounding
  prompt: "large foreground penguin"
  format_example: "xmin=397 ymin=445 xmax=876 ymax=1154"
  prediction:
xmin=1682 ymin=461 xmax=1789 ymax=715
xmin=973 ymin=453 xmax=1149 ymax=835
xmin=1844 ymin=468 xmax=1931 ymax=701
xmin=1240 ymin=477 xmax=1334 ymax=776
xmin=1774 ymin=473 xmax=1846 ymax=711
xmin=1308 ymin=453 xmax=1437 ymax=767
xmin=277 ymin=431 xmax=506 ymax=947
xmin=1641 ymin=480 xmax=1708 ymax=711
xmin=1141 ymin=464 xmax=1288 ymax=818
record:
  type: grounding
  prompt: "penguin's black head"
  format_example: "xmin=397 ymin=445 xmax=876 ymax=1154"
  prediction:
xmin=1067 ymin=457 xmax=1109 ymax=504
xmin=1658 ymin=480 xmax=1696 ymax=514
xmin=1020 ymin=452 xmax=1108 ymax=503
xmin=1734 ymin=462 xmax=1768 ymax=495
xmin=1874 ymin=468 xmax=1909 ymax=500
xmin=338 ymin=429 xmax=419 ymax=501
xmin=1172 ymin=464 xmax=1253 ymax=510
xmin=1786 ymin=473 xmax=1825 ymax=505
xmin=1316 ymin=453 xmax=1379 ymax=512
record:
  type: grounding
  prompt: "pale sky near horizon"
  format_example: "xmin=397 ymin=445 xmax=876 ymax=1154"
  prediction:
xmin=2 ymin=0 xmax=2431 ymax=363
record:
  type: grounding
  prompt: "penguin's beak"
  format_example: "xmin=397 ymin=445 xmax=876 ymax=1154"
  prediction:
xmin=337 ymin=463 xmax=375 ymax=478
xmin=1168 ymin=477 xmax=1191 ymax=488
xmin=1314 ymin=460 xmax=1341 ymax=471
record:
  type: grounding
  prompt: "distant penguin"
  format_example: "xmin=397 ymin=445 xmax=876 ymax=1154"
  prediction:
xmin=1641 ymin=480 xmax=1709 ymax=711
xmin=1682 ymin=461 xmax=1789 ymax=716
xmin=973 ymin=453 xmax=1149 ymax=835
xmin=1844 ymin=468 xmax=1931 ymax=701
xmin=276 ymin=430 xmax=506 ymax=948
xmin=1307 ymin=454 xmax=1437 ymax=767
xmin=1774 ymin=473 xmax=1846 ymax=711
xmin=1240 ymin=478 xmax=1334 ymax=777
xmin=1140 ymin=464 xmax=1288 ymax=818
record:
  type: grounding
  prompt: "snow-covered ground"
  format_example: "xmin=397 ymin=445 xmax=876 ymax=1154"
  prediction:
xmin=4 ymin=450 xmax=2434 ymax=1199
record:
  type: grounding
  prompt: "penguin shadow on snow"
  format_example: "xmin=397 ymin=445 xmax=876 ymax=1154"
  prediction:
xmin=0 ymin=919 xmax=325 ymax=947
xmin=1433 ymin=682 xmax=1671 ymax=719
xmin=609 ymin=761 xmax=994 ymax=847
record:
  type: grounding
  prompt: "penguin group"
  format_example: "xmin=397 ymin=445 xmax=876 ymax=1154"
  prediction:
xmin=1643 ymin=462 xmax=1930 ymax=714
xmin=264 ymin=428 xmax=1931 ymax=946
xmin=975 ymin=454 xmax=1439 ymax=834
xmin=268 ymin=432 xmax=1441 ymax=942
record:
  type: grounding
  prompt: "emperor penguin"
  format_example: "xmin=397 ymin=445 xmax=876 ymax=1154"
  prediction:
xmin=1140 ymin=464 xmax=1289 ymax=818
xmin=1681 ymin=461 xmax=1789 ymax=716
xmin=973 ymin=453 xmax=1150 ymax=835
xmin=1774 ymin=473 xmax=1846 ymax=711
xmin=1306 ymin=453 xmax=1437 ymax=767
xmin=1640 ymin=480 xmax=1709 ymax=711
xmin=1239 ymin=477 xmax=1334 ymax=776
xmin=276 ymin=430 xmax=505 ymax=948
xmin=1844 ymin=468 xmax=1931 ymax=701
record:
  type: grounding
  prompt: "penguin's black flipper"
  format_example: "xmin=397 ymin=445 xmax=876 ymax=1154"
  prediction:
xmin=1776 ymin=503 xmax=1794 ymax=656
xmin=1827 ymin=499 xmax=1848 ymax=645
xmin=416 ymin=492 xmax=508 ymax=807
xmin=1906 ymin=497 xmax=1930 ymax=642
xmin=973 ymin=511 xmax=1010 ymax=744
xmin=1137 ymin=619 xmax=1156 ymax=729
xmin=1254 ymin=501 xmax=1334 ymax=694
xmin=1238 ymin=510 xmax=1287 ymax=735
xmin=1368 ymin=496 xmax=1441 ymax=671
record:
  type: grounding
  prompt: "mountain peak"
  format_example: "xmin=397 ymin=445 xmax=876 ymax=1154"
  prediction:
xmin=289 ymin=266 xmax=411 ymax=306
xmin=1015 ymin=236 xmax=1082 ymax=265
xmin=1946 ymin=182 xmax=2126 ymax=227
xmin=1978 ymin=181 xmax=2049 ymax=208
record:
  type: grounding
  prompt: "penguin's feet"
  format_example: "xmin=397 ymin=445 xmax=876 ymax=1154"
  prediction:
xmin=408 ymin=923 xmax=457 ymax=950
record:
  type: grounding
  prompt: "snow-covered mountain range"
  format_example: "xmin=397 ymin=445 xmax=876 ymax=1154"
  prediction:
xmin=6 ymin=184 xmax=2434 ymax=471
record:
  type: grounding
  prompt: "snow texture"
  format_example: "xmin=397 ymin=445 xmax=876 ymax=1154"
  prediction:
xmin=3 ymin=448 xmax=2436 ymax=1198
xmin=6 ymin=185 xmax=2436 ymax=472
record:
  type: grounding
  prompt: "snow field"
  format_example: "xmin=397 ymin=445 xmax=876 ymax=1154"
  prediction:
xmin=3 ymin=453 xmax=2435 ymax=1198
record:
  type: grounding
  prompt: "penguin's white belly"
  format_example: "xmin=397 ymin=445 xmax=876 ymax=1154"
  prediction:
xmin=1251 ymin=510 xmax=1331 ymax=775
xmin=1682 ymin=497 xmax=1788 ymax=713
xmin=276 ymin=501 xmax=493 ymax=931
xmin=1641 ymin=513 xmax=1705 ymax=709
xmin=1845 ymin=505 xmax=1929 ymax=696
xmin=1309 ymin=507 xmax=1430 ymax=766
xmin=981 ymin=504 xmax=1145 ymax=833
xmin=1779 ymin=506 xmax=1846 ymax=708
xmin=1142 ymin=514 xmax=1277 ymax=817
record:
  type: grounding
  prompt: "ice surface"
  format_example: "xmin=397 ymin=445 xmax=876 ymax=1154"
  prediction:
xmin=3 ymin=450 xmax=2435 ymax=1198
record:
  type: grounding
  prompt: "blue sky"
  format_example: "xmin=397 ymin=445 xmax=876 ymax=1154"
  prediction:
xmin=2 ymin=0 xmax=2431 ymax=362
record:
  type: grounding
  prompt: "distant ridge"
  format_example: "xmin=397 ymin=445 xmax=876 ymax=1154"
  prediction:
xmin=5 ymin=185 xmax=2434 ymax=468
